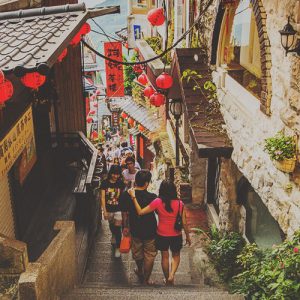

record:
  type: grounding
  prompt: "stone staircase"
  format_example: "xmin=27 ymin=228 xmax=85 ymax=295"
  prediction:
xmin=62 ymin=221 xmax=244 ymax=300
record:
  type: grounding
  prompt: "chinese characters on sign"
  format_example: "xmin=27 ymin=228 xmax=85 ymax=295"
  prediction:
xmin=112 ymin=111 xmax=119 ymax=127
xmin=0 ymin=106 xmax=36 ymax=178
xmin=104 ymin=42 xmax=124 ymax=97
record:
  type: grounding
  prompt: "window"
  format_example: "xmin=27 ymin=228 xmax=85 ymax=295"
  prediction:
xmin=218 ymin=0 xmax=262 ymax=98
xmin=237 ymin=178 xmax=284 ymax=248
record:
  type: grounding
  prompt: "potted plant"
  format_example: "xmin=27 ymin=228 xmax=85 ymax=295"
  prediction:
xmin=264 ymin=131 xmax=297 ymax=173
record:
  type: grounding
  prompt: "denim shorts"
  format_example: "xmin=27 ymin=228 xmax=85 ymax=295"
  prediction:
xmin=155 ymin=234 xmax=183 ymax=253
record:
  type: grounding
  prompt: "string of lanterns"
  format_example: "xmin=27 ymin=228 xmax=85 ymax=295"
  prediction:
xmin=120 ymin=111 xmax=147 ymax=134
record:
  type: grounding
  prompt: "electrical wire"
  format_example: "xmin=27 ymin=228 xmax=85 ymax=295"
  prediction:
xmin=91 ymin=29 xmax=123 ymax=42
xmin=83 ymin=0 xmax=214 ymax=66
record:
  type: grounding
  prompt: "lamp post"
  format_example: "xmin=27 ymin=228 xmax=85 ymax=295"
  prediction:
xmin=279 ymin=17 xmax=300 ymax=56
xmin=169 ymin=99 xmax=183 ymax=166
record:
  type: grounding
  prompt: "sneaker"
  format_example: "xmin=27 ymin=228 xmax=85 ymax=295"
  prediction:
xmin=114 ymin=248 xmax=121 ymax=258
xmin=111 ymin=235 xmax=116 ymax=245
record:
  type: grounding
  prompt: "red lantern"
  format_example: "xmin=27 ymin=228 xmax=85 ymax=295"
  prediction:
xmin=156 ymin=72 xmax=173 ymax=89
xmin=93 ymin=103 xmax=98 ymax=107
xmin=70 ymin=32 xmax=81 ymax=46
xmin=147 ymin=7 xmax=165 ymax=26
xmin=87 ymin=117 xmax=93 ymax=123
xmin=150 ymin=92 xmax=165 ymax=107
xmin=128 ymin=117 xmax=134 ymax=126
xmin=96 ymin=90 xmax=101 ymax=95
xmin=91 ymin=131 xmax=98 ymax=139
xmin=21 ymin=72 xmax=46 ymax=90
xmin=0 ymin=79 xmax=13 ymax=104
xmin=89 ymin=110 xmax=96 ymax=115
xmin=133 ymin=65 xmax=143 ymax=74
xmin=57 ymin=48 xmax=68 ymax=62
xmin=0 ymin=69 xmax=4 ymax=84
xmin=124 ymin=42 xmax=129 ymax=49
xmin=144 ymin=86 xmax=155 ymax=98
xmin=137 ymin=74 xmax=148 ymax=85
xmin=81 ymin=23 xmax=91 ymax=35
xmin=121 ymin=112 xmax=128 ymax=119
xmin=138 ymin=124 xmax=145 ymax=132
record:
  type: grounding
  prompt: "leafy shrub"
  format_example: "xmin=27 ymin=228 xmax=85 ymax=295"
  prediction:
xmin=231 ymin=230 xmax=300 ymax=300
xmin=207 ymin=227 xmax=245 ymax=282
xmin=264 ymin=132 xmax=296 ymax=161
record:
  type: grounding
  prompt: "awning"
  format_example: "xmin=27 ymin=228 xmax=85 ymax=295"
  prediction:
xmin=110 ymin=96 xmax=160 ymax=133
xmin=172 ymin=48 xmax=233 ymax=158
xmin=0 ymin=3 xmax=120 ymax=76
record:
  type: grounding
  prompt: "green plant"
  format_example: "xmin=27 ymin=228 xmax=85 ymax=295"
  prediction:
xmin=123 ymin=52 xmax=139 ymax=95
xmin=264 ymin=132 xmax=296 ymax=161
xmin=231 ymin=230 xmax=300 ymax=300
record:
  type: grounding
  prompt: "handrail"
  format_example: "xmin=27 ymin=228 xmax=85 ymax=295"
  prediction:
xmin=78 ymin=131 xmax=98 ymax=185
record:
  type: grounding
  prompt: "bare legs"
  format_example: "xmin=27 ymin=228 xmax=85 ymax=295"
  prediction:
xmin=161 ymin=251 xmax=181 ymax=285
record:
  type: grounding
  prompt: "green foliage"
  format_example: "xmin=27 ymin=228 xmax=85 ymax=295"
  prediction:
xmin=123 ymin=52 xmax=139 ymax=95
xmin=207 ymin=227 xmax=246 ymax=282
xmin=264 ymin=132 xmax=296 ymax=161
xmin=231 ymin=230 xmax=300 ymax=300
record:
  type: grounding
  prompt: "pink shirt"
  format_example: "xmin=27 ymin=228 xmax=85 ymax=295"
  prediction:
xmin=149 ymin=198 xmax=184 ymax=237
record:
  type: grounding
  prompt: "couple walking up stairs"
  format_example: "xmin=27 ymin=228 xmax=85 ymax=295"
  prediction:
xmin=63 ymin=207 xmax=244 ymax=300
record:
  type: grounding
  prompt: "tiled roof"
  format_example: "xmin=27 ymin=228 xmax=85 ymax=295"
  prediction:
xmin=0 ymin=4 xmax=119 ymax=76
xmin=110 ymin=96 xmax=160 ymax=133
xmin=173 ymin=48 xmax=233 ymax=158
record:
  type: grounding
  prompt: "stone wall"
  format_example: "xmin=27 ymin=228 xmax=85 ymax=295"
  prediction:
xmin=19 ymin=221 xmax=76 ymax=300
xmin=213 ymin=0 xmax=300 ymax=237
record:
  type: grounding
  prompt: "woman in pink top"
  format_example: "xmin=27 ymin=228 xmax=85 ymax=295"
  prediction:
xmin=129 ymin=180 xmax=191 ymax=285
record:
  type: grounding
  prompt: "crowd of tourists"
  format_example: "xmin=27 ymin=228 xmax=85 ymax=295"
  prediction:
xmin=96 ymin=137 xmax=191 ymax=286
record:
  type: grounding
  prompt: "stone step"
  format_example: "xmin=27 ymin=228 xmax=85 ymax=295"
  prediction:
xmin=63 ymin=286 xmax=245 ymax=300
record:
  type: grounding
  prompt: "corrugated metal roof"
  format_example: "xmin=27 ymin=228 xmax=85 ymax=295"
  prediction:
xmin=0 ymin=4 xmax=119 ymax=76
xmin=110 ymin=96 xmax=160 ymax=132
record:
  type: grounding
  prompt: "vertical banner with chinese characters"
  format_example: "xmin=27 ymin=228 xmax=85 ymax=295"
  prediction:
xmin=104 ymin=42 xmax=124 ymax=97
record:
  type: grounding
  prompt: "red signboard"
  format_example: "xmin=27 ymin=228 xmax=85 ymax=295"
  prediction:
xmin=112 ymin=111 xmax=119 ymax=127
xmin=104 ymin=42 xmax=124 ymax=97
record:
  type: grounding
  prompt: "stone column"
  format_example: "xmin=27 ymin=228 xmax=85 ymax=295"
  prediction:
xmin=218 ymin=158 xmax=242 ymax=233
xmin=189 ymin=144 xmax=207 ymax=205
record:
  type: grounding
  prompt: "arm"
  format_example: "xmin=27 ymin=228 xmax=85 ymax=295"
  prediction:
xmin=182 ymin=207 xmax=191 ymax=246
xmin=128 ymin=189 xmax=155 ymax=216
xmin=101 ymin=189 xmax=108 ymax=220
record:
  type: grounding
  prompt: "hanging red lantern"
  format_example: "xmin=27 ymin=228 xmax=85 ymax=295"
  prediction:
xmin=0 ymin=79 xmax=13 ymax=104
xmin=57 ymin=48 xmax=68 ymax=62
xmin=91 ymin=131 xmax=98 ymax=139
xmin=70 ymin=32 xmax=82 ymax=46
xmin=150 ymin=92 xmax=165 ymax=107
xmin=21 ymin=72 xmax=46 ymax=90
xmin=124 ymin=42 xmax=129 ymax=49
xmin=156 ymin=72 xmax=173 ymax=89
xmin=96 ymin=90 xmax=101 ymax=95
xmin=138 ymin=124 xmax=145 ymax=132
xmin=87 ymin=117 xmax=93 ymax=123
xmin=93 ymin=103 xmax=98 ymax=108
xmin=144 ymin=86 xmax=155 ymax=98
xmin=89 ymin=110 xmax=96 ymax=115
xmin=121 ymin=112 xmax=128 ymax=119
xmin=133 ymin=65 xmax=143 ymax=74
xmin=128 ymin=117 xmax=134 ymax=126
xmin=0 ymin=69 xmax=4 ymax=84
xmin=147 ymin=7 xmax=165 ymax=26
xmin=80 ymin=23 xmax=91 ymax=35
xmin=137 ymin=74 xmax=148 ymax=85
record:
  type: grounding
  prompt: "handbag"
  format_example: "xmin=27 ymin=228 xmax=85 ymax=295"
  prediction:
xmin=120 ymin=235 xmax=131 ymax=253
xmin=174 ymin=200 xmax=183 ymax=231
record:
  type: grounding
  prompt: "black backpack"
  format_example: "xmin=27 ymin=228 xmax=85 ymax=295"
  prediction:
xmin=174 ymin=200 xmax=183 ymax=231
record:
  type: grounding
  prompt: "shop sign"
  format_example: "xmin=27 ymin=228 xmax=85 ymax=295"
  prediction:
xmin=139 ymin=136 xmax=144 ymax=159
xmin=133 ymin=25 xmax=141 ymax=40
xmin=104 ymin=42 xmax=124 ymax=97
xmin=112 ymin=111 xmax=119 ymax=127
xmin=0 ymin=106 xmax=36 ymax=178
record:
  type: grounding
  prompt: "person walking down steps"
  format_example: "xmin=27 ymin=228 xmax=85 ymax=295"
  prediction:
xmin=100 ymin=165 xmax=125 ymax=258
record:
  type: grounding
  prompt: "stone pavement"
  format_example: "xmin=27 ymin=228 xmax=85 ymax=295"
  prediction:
xmin=63 ymin=206 xmax=244 ymax=300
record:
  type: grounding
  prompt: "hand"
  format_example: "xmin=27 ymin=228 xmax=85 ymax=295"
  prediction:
xmin=128 ymin=188 xmax=135 ymax=198
xmin=103 ymin=211 xmax=109 ymax=220
xmin=185 ymin=236 xmax=192 ymax=246
xmin=123 ymin=227 xmax=130 ymax=236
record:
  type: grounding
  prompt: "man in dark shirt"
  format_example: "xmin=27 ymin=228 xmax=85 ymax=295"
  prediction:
xmin=120 ymin=170 xmax=157 ymax=285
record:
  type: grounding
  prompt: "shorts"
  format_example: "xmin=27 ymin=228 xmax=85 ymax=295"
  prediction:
xmin=131 ymin=237 xmax=157 ymax=262
xmin=107 ymin=211 xmax=122 ymax=226
xmin=155 ymin=234 xmax=183 ymax=253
